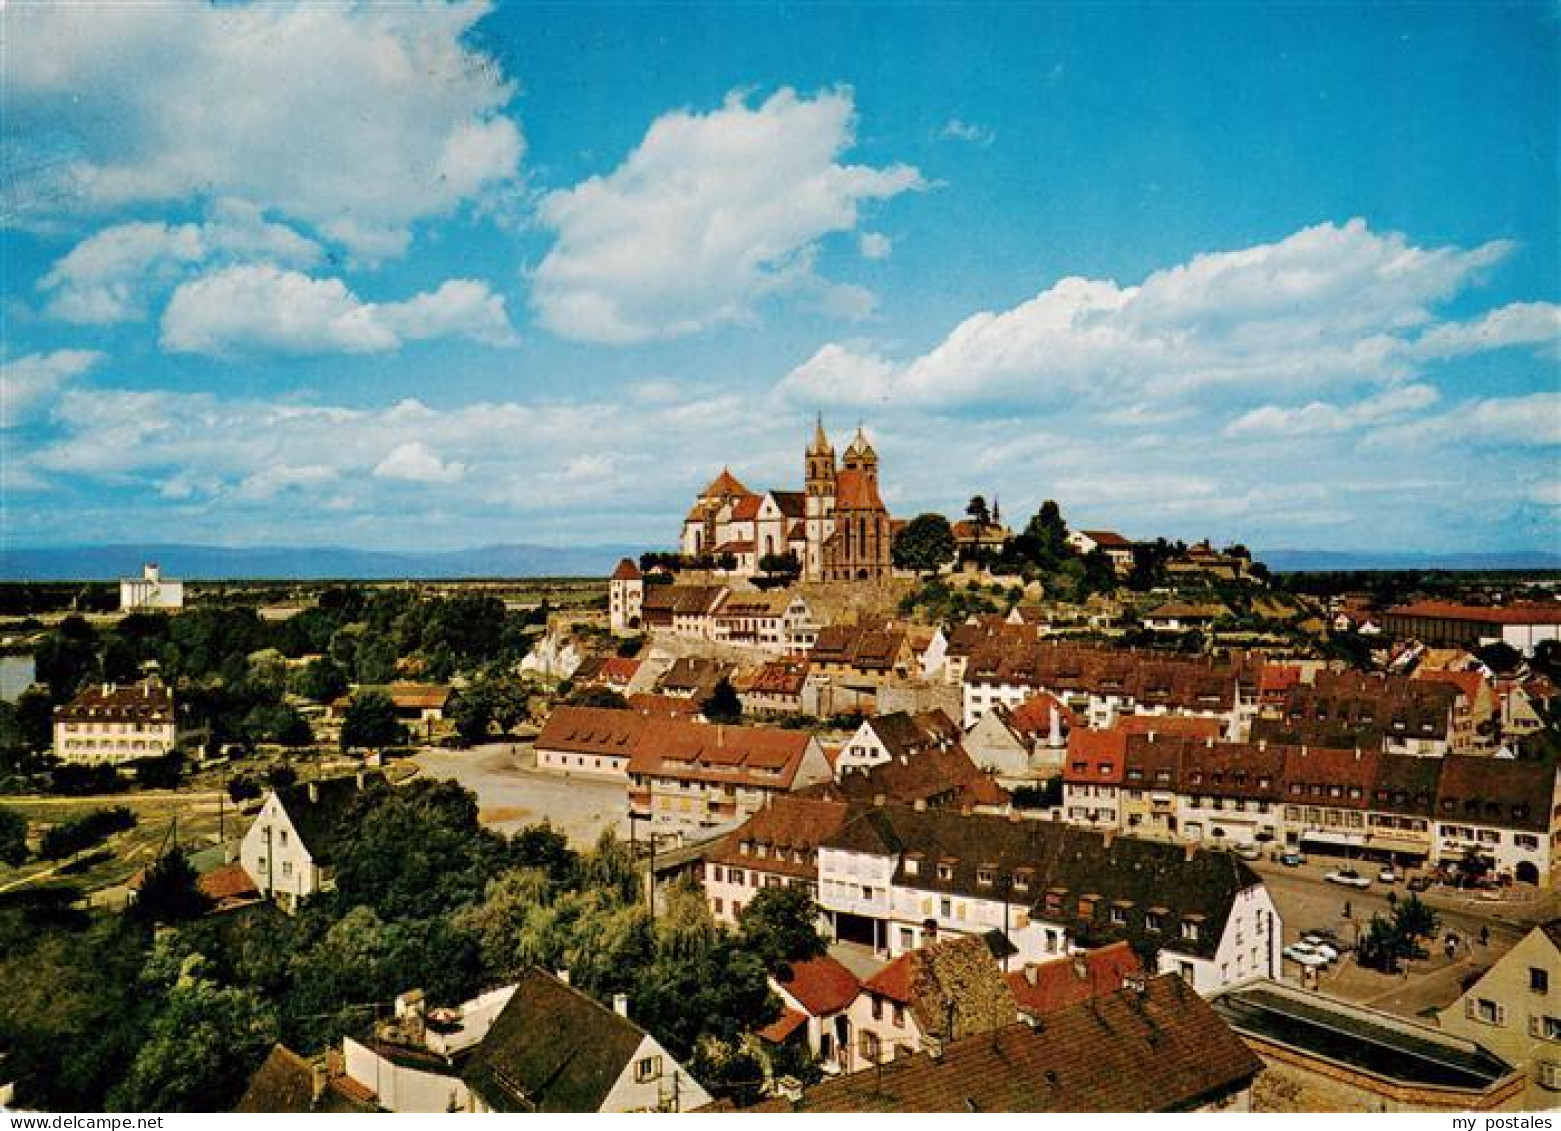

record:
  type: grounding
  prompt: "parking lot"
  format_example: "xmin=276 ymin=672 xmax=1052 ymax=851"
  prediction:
xmin=1250 ymin=852 xmax=1558 ymax=1020
xmin=409 ymin=740 xmax=630 ymax=846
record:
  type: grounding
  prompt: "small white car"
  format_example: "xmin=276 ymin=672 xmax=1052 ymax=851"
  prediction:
xmin=1378 ymin=867 xmax=1400 ymax=884
xmin=1300 ymin=935 xmax=1340 ymax=961
xmin=1283 ymin=942 xmax=1330 ymax=968
xmin=1325 ymin=869 xmax=1372 ymax=889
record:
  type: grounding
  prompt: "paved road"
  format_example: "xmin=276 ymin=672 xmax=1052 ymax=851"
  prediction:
xmin=409 ymin=741 xmax=630 ymax=847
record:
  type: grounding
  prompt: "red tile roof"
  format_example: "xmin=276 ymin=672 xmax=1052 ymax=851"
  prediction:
xmin=1006 ymin=941 xmax=1142 ymax=1017
xmin=701 ymin=467 xmax=752 ymax=498
xmin=1387 ymin=600 xmax=1561 ymax=626
xmin=730 ymin=495 xmax=763 ymax=521
xmin=1064 ymin=728 xmax=1127 ymax=784
xmin=740 ymin=975 xmax=1261 ymax=1113
xmin=834 ymin=467 xmax=886 ymax=511
xmin=610 ymin=558 xmax=642 ymax=581
xmin=1007 ymin=694 xmax=1077 ymax=738
xmin=199 ymin=862 xmax=261 ymax=903
xmin=1079 ymin=530 xmax=1133 ymax=548
xmin=862 ymin=951 xmax=915 ymax=1004
xmin=708 ymin=795 xmax=851 ymax=878
xmin=54 ymin=680 xmax=174 ymax=725
xmin=776 ymin=956 xmax=860 ymax=1016
xmin=756 ymin=1007 xmax=808 ymax=1044
xmin=627 ymin=718 xmax=817 ymax=790
xmin=1114 ymin=714 xmax=1223 ymax=739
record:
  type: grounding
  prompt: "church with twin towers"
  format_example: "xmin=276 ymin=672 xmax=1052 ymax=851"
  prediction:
xmin=679 ymin=418 xmax=897 ymax=582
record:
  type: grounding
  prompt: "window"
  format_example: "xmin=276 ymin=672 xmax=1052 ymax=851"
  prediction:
xmin=635 ymin=1056 xmax=663 ymax=1083
xmin=893 ymin=1003 xmax=905 ymax=1028
xmin=1531 ymin=1014 xmax=1561 ymax=1042
xmin=281 ymin=861 xmax=293 ymax=878
xmin=859 ymin=1031 xmax=882 ymax=1064
xmin=940 ymin=898 xmax=952 ymax=919
xmin=711 ymin=865 xmax=723 ymax=882
xmin=1534 ymin=968 xmax=1551 ymax=995
xmin=1178 ymin=961 xmax=1195 ymax=983
xmin=1181 ymin=921 xmax=1200 ymax=942
xmin=1540 ymin=1062 xmax=1561 ymax=1091
xmin=1467 ymin=998 xmax=1506 ymax=1026
xmin=729 ymin=868 xmax=744 ymax=885
xmin=872 ymin=996 xmax=883 ymax=1021
xmin=1145 ymin=912 xmax=1164 ymax=932
xmin=1110 ymin=906 xmax=1127 ymax=926
xmin=905 ymin=858 xmax=919 ymax=876
xmin=937 ymin=863 xmax=954 ymax=881
xmin=977 ymin=868 xmax=995 ymax=886
xmin=713 ymin=898 xmax=723 ymax=914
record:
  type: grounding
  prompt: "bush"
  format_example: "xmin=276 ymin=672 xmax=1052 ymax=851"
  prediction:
xmin=39 ymin=806 xmax=137 ymax=860
xmin=49 ymin=763 xmax=128 ymax=796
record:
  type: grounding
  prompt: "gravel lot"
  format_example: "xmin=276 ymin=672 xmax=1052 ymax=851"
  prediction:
xmin=409 ymin=741 xmax=630 ymax=847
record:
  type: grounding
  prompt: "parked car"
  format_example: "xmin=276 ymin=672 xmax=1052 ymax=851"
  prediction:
xmin=1300 ymin=935 xmax=1340 ymax=961
xmin=1378 ymin=867 xmax=1400 ymax=884
xmin=1407 ymin=875 xmax=1432 ymax=892
xmin=1325 ymin=868 xmax=1372 ymax=889
xmin=1233 ymin=843 xmax=1263 ymax=860
xmin=1279 ymin=852 xmax=1306 ymax=867
xmin=1283 ymin=942 xmax=1331 ymax=968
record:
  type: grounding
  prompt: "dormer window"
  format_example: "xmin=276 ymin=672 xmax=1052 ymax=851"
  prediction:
xmin=937 ymin=863 xmax=954 ymax=882
xmin=905 ymin=858 xmax=920 ymax=876
xmin=977 ymin=868 xmax=995 ymax=887
xmin=1013 ymin=870 xmax=1031 ymax=892
xmin=1099 ymin=762 xmax=1114 ymax=776
xmin=1181 ymin=921 xmax=1200 ymax=941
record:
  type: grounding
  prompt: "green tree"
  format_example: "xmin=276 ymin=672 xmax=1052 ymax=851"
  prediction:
xmin=1080 ymin=546 xmax=1118 ymax=595
xmin=892 ymin=513 xmax=957 ymax=575
xmin=1391 ymin=893 xmax=1439 ymax=944
xmin=111 ymin=953 xmax=279 ymax=1112
xmin=965 ymin=495 xmax=992 ymax=530
xmin=737 ymin=885 xmax=826 ymax=973
xmin=132 ymin=847 xmax=214 ymax=924
xmin=1022 ymin=499 xmax=1071 ymax=570
xmin=450 ymin=684 xmax=494 ymax=746
xmin=0 ymin=806 xmax=27 ymax=865
xmin=331 ymin=778 xmax=507 ymax=919
xmin=701 ymin=677 xmax=743 ymax=723
xmin=339 ymin=690 xmax=403 ymax=750
xmin=291 ymin=656 xmax=349 ymax=704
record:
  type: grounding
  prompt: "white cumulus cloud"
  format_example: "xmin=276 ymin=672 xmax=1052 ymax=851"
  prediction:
xmin=159 ymin=265 xmax=518 ymax=356
xmin=777 ymin=219 xmax=1526 ymax=408
xmin=1223 ymin=384 xmax=1440 ymax=438
xmin=0 ymin=349 xmax=104 ymax=428
xmin=38 ymin=200 xmax=322 ymax=323
xmin=533 ymin=88 xmax=924 ymax=343
xmin=374 ymin=442 xmax=467 ymax=485
xmin=4 ymin=2 xmax=523 ymax=257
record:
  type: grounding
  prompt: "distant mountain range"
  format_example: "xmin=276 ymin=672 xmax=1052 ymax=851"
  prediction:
xmin=1258 ymin=548 xmax=1561 ymax=573
xmin=1 ymin=542 xmax=1557 ymax=582
xmin=0 ymin=543 xmax=643 ymax=581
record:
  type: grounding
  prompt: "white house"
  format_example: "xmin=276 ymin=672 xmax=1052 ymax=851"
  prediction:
xmin=462 ymin=969 xmax=711 ymax=1112
xmin=120 ymin=563 xmax=184 ymax=610
xmin=240 ymin=775 xmax=378 ymax=913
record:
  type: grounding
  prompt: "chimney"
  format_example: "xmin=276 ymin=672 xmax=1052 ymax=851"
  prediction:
xmin=556 ymin=968 xmax=571 ymax=985
xmin=613 ymin=993 xmax=630 ymax=1018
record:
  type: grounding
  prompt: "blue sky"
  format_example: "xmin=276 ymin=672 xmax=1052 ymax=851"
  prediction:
xmin=3 ymin=1 xmax=1557 ymax=554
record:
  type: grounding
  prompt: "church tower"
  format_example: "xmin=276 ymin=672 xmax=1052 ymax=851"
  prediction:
xmin=842 ymin=425 xmax=878 ymax=486
xmin=804 ymin=415 xmax=836 ymax=582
